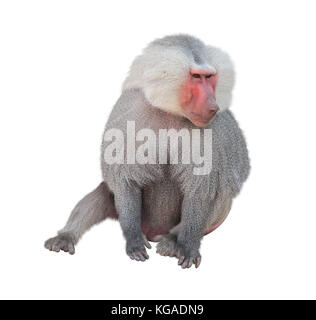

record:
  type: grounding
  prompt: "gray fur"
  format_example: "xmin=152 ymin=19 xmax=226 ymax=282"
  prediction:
xmin=44 ymin=182 xmax=116 ymax=254
xmin=44 ymin=34 xmax=250 ymax=269
xmin=100 ymin=88 xmax=249 ymax=268
xmin=151 ymin=34 xmax=208 ymax=64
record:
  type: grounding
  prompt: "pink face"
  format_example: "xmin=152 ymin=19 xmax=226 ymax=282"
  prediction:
xmin=179 ymin=69 xmax=219 ymax=127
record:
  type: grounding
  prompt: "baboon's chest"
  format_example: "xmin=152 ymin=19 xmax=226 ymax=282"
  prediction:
xmin=141 ymin=179 xmax=182 ymax=241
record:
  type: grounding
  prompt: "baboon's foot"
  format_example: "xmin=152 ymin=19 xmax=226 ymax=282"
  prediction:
xmin=156 ymin=234 xmax=178 ymax=257
xmin=44 ymin=232 xmax=75 ymax=255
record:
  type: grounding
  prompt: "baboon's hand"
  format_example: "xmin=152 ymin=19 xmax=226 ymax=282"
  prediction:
xmin=126 ymin=234 xmax=151 ymax=262
xmin=176 ymin=243 xmax=201 ymax=269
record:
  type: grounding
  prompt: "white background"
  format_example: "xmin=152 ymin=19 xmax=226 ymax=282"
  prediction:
xmin=0 ymin=0 xmax=315 ymax=300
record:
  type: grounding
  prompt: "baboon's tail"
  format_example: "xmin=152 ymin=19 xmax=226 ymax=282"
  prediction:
xmin=60 ymin=182 xmax=117 ymax=242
